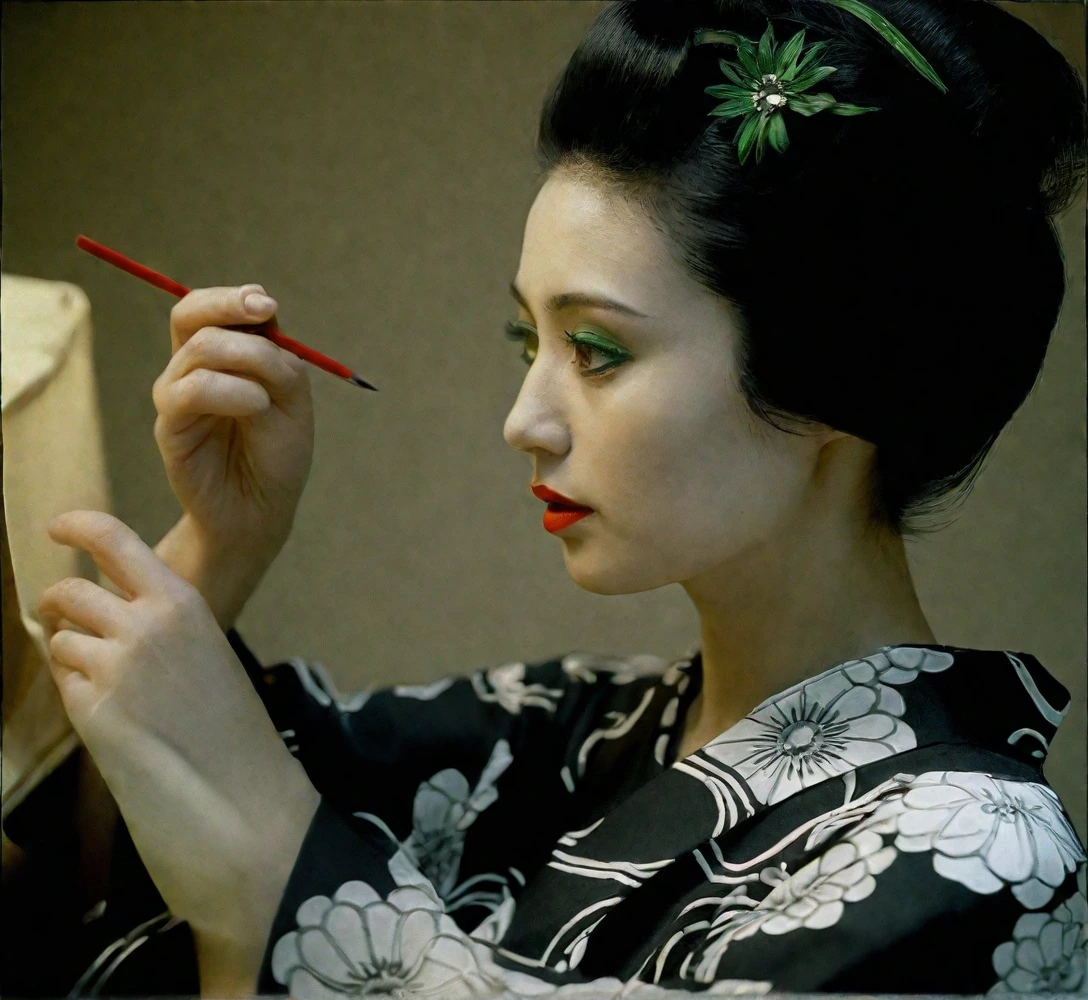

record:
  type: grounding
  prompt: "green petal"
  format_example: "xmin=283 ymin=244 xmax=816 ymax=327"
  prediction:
xmin=767 ymin=112 xmax=789 ymax=154
xmin=734 ymin=113 xmax=763 ymax=164
xmin=717 ymin=58 xmax=753 ymax=88
xmin=825 ymin=0 xmax=947 ymax=93
xmin=706 ymin=83 xmax=758 ymax=100
xmin=708 ymin=99 xmax=754 ymax=120
xmin=776 ymin=29 xmax=807 ymax=76
xmin=787 ymin=92 xmax=838 ymax=116
xmin=735 ymin=39 xmax=760 ymax=80
xmin=754 ymin=119 xmax=771 ymax=164
xmin=779 ymin=39 xmax=828 ymax=83
xmin=756 ymin=22 xmax=777 ymax=76
xmin=828 ymin=102 xmax=881 ymax=115
xmin=789 ymin=63 xmax=839 ymax=93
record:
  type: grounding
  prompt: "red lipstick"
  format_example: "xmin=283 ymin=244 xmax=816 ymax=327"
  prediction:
xmin=531 ymin=483 xmax=595 ymax=534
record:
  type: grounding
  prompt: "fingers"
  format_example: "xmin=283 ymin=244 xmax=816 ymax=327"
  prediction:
xmin=37 ymin=575 xmax=130 ymax=640
xmin=45 ymin=511 xmax=189 ymax=604
xmin=169 ymin=285 xmax=278 ymax=355
xmin=153 ymin=325 xmax=299 ymax=424
xmin=45 ymin=627 xmax=103 ymax=676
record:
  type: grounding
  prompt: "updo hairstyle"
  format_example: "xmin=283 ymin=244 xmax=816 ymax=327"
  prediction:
xmin=535 ymin=0 xmax=1086 ymax=537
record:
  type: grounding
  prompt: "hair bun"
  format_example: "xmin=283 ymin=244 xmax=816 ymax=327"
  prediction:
xmin=537 ymin=0 xmax=1084 ymax=535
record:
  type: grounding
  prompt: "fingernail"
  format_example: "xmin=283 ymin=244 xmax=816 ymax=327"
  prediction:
xmin=244 ymin=292 xmax=277 ymax=316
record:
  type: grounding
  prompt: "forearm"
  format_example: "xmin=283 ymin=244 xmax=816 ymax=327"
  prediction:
xmin=153 ymin=514 xmax=278 ymax=631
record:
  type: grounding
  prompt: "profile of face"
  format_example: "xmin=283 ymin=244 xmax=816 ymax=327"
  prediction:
xmin=503 ymin=171 xmax=849 ymax=596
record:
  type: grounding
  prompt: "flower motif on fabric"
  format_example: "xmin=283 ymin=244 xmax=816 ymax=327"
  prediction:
xmin=356 ymin=739 xmax=514 ymax=912
xmin=660 ymin=829 xmax=896 ymax=985
xmin=270 ymin=881 xmax=499 ymax=999
xmin=988 ymin=863 xmax=1087 ymax=994
xmin=392 ymin=676 xmax=456 ymax=700
xmin=285 ymin=656 xmax=374 ymax=713
xmin=890 ymin=772 xmax=1086 ymax=909
xmin=472 ymin=661 xmax=565 ymax=715
xmin=560 ymin=650 xmax=671 ymax=687
xmin=655 ymin=659 xmax=696 ymax=766
xmin=854 ymin=644 xmax=955 ymax=685
xmin=701 ymin=646 xmax=948 ymax=805
xmin=272 ymin=860 xmax=774 ymax=999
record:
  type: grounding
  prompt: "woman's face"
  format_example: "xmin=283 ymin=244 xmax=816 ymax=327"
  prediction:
xmin=503 ymin=172 xmax=834 ymax=595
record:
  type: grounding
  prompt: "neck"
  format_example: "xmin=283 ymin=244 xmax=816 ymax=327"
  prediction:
xmin=680 ymin=486 xmax=936 ymax=743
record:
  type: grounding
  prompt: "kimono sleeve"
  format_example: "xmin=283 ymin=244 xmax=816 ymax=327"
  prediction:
xmin=226 ymin=628 xmax=610 ymax=842
xmin=224 ymin=629 xmax=656 ymax=996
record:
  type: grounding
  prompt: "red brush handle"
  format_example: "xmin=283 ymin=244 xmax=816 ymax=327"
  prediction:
xmin=75 ymin=235 xmax=370 ymax=386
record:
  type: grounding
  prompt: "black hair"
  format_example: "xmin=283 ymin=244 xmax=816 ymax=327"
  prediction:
xmin=534 ymin=0 xmax=1086 ymax=537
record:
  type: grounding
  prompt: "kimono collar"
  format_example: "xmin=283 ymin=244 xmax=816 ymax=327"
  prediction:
xmin=674 ymin=643 xmax=1071 ymax=807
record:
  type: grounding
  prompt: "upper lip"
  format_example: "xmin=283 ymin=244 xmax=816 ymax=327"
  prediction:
xmin=531 ymin=483 xmax=594 ymax=509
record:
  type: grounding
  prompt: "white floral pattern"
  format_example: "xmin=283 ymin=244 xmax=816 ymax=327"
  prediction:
xmin=271 ymin=880 xmax=498 ymax=998
xmin=273 ymin=858 xmax=775 ymax=1000
xmin=393 ymin=676 xmax=457 ymax=700
xmin=560 ymin=651 xmax=672 ymax=687
xmin=663 ymin=829 xmax=897 ymax=984
xmin=988 ymin=863 xmax=1087 ymax=994
xmin=700 ymin=646 xmax=952 ymax=805
xmin=357 ymin=739 xmax=514 ymax=911
xmin=472 ymin=662 xmax=566 ymax=715
xmin=654 ymin=768 xmax=1086 ymax=989
xmin=889 ymin=772 xmax=1086 ymax=909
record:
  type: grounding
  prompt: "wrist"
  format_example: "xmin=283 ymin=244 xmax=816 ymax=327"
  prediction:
xmin=154 ymin=514 xmax=281 ymax=631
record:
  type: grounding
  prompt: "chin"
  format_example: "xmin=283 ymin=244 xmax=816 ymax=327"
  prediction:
xmin=561 ymin=544 xmax=676 ymax=596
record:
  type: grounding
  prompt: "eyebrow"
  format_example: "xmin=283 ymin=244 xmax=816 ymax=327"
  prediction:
xmin=508 ymin=280 xmax=652 ymax=320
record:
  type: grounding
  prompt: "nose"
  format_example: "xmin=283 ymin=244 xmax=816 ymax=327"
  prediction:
xmin=502 ymin=370 xmax=570 ymax=458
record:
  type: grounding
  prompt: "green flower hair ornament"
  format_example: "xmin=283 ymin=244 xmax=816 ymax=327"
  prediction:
xmin=694 ymin=0 xmax=948 ymax=165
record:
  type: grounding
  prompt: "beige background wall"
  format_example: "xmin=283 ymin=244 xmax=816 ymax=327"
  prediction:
xmin=3 ymin=1 xmax=1084 ymax=842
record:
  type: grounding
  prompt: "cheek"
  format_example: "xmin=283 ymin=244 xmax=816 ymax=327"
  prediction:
xmin=596 ymin=387 xmax=808 ymax=568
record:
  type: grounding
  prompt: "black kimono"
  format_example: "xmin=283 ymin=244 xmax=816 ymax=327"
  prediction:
xmin=10 ymin=635 xmax=1086 ymax=997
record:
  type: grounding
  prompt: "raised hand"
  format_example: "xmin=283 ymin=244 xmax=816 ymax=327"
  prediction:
xmin=38 ymin=509 xmax=320 ymax=991
xmin=152 ymin=285 xmax=315 ymax=562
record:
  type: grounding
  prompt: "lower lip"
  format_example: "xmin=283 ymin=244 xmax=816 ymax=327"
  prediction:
xmin=542 ymin=503 xmax=594 ymax=533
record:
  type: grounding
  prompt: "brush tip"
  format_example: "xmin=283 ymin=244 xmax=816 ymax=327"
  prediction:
xmin=349 ymin=374 xmax=378 ymax=391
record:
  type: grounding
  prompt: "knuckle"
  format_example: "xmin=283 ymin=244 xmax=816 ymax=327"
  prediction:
xmin=161 ymin=587 xmax=204 ymax=629
xmin=177 ymin=367 xmax=212 ymax=406
xmin=189 ymin=325 xmax=213 ymax=352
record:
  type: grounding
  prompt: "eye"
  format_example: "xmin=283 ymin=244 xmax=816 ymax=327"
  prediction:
xmin=504 ymin=320 xmax=538 ymax=365
xmin=563 ymin=328 xmax=631 ymax=378
xmin=504 ymin=321 xmax=631 ymax=378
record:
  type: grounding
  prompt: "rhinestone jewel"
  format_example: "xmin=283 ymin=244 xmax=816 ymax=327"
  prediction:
xmin=752 ymin=73 xmax=789 ymax=116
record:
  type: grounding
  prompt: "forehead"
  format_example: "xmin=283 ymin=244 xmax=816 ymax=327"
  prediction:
xmin=517 ymin=173 xmax=677 ymax=296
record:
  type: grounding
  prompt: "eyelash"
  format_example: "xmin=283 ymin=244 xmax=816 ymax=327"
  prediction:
xmin=503 ymin=321 xmax=629 ymax=378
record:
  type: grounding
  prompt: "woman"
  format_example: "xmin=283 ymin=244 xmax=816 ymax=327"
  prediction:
xmin=33 ymin=0 xmax=1086 ymax=996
